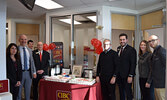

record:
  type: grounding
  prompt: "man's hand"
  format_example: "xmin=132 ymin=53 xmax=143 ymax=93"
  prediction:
xmin=33 ymin=74 xmax=37 ymax=78
xmin=145 ymin=82 xmax=151 ymax=88
xmin=15 ymin=81 xmax=21 ymax=87
xmin=110 ymin=77 xmax=116 ymax=84
xmin=127 ymin=77 xmax=133 ymax=83
xmin=96 ymin=76 xmax=100 ymax=83
xmin=37 ymin=70 xmax=44 ymax=74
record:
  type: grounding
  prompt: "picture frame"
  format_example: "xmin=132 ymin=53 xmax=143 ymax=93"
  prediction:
xmin=62 ymin=68 xmax=70 ymax=75
xmin=72 ymin=65 xmax=83 ymax=77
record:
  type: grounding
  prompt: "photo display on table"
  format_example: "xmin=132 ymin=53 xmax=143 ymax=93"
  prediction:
xmin=72 ymin=65 xmax=82 ymax=77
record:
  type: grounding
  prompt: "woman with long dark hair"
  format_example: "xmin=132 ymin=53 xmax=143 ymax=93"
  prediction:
xmin=138 ymin=40 xmax=154 ymax=100
xmin=6 ymin=43 xmax=22 ymax=100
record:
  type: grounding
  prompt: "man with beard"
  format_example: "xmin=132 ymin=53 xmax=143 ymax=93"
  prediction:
xmin=117 ymin=33 xmax=137 ymax=100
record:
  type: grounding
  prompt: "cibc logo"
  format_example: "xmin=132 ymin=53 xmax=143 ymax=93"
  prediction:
xmin=0 ymin=83 xmax=3 ymax=90
xmin=56 ymin=90 xmax=71 ymax=100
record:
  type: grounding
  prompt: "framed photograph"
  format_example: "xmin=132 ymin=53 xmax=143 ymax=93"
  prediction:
xmin=72 ymin=65 xmax=82 ymax=77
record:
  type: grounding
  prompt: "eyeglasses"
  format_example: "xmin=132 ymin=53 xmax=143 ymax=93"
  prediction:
xmin=148 ymin=39 xmax=158 ymax=43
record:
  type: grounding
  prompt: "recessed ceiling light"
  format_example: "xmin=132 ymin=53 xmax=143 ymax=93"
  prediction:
xmin=59 ymin=19 xmax=81 ymax=25
xmin=87 ymin=16 xmax=96 ymax=23
xmin=35 ymin=0 xmax=63 ymax=9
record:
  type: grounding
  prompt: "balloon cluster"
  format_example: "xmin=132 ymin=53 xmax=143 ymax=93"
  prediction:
xmin=91 ymin=38 xmax=103 ymax=54
xmin=43 ymin=43 xmax=56 ymax=51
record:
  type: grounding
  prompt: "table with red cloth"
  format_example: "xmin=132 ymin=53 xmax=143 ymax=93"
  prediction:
xmin=39 ymin=79 xmax=102 ymax=100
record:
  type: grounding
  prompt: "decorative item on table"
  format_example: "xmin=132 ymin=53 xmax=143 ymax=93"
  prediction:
xmin=83 ymin=69 xmax=93 ymax=79
xmin=44 ymin=75 xmax=71 ymax=83
xmin=55 ymin=65 xmax=61 ymax=75
xmin=62 ymin=68 xmax=70 ymax=75
xmin=68 ymin=78 xmax=96 ymax=85
xmin=72 ymin=65 xmax=83 ymax=77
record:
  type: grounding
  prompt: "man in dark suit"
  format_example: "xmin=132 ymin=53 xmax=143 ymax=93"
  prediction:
xmin=117 ymin=33 xmax=137 ymax=100
xmin=96 ymin=39 xmax=118 ymax=100
xmin=148 ymin=35 xmax=166 ymax=100
xmin=17 ymin=35 xmax=37 ymax=100
xmin=33 ymin=42 xmax=50 ymax=100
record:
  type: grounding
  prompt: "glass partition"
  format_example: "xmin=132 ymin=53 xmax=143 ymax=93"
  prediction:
xmin=51 ymin=12 xmax=97 ymax=74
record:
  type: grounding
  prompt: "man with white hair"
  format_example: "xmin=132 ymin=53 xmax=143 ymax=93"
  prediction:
xmin=96 ymin=39 xmax=118 ymax=100
xmin=148 ymin=35 xmax=166 ymax=100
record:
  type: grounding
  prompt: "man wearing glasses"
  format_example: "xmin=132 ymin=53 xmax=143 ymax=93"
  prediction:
xmin=148 ymin=35 xmax=166 ymax=100
xmin=96 ymin=39 xmax=118 ymax=100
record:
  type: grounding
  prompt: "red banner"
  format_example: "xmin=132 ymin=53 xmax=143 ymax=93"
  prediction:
xmin=0 ymin=80 xmax=9 ymax=93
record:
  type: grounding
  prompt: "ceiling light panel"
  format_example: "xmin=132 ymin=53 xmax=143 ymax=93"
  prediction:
xmin=35 ymin=0 xmax=63 ymax=9
xmin=87 ymin=16 xmax=96 ymax=22
xmin=59 ymin=19 xmax=81 ymax=25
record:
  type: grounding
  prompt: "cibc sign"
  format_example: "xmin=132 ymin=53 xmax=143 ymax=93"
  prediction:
xmin=56 ymin=90 xmax=71 ymax=100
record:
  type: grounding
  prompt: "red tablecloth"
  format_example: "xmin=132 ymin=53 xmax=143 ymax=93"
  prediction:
xmin=39 ymin=79 xmax=102 ymax=100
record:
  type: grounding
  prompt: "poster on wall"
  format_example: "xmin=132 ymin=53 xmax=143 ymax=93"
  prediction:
xmin=51 ymin=42 xmax=64 ymax=68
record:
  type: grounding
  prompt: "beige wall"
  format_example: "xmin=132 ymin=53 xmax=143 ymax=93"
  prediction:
xmin=16 ymin=23 xmax=39 ymax=50
xmin=112 ymin=14 xmax=135 ymax=30
xmin=141 ymin=10 xmax=163 ymax=30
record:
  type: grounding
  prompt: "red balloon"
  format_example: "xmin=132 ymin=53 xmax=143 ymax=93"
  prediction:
xmin=49 ymin=43 xmax=56 ymax=50
xmin=94 ymin=41 xmax=102 ymax=48
xmin=95 ymin=46 xmax=103 ymax=54
xmin=91 ymin=38 xmax=98 ymax=46
xmin=43 ymin=43 xmax=49 ymax=51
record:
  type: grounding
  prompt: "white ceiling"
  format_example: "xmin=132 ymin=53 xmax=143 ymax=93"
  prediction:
xmin=6 ymin=0 xmax=165 ymax=19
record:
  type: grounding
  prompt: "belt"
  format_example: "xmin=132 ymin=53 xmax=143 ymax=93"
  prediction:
xmin=22 ymin=69 xmax=30 ymax=72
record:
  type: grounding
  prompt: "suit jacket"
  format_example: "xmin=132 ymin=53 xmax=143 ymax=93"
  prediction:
xmin=6 ymin=56 xmax=22 ymax=89
xmin=151 ymin=45 xmax=166 ymax=88
xmin=96 ymin=49 xmax=118 ymax=81
xmin=117 ymin=44 xmax=137 ymax=78
xmin=33 ymin=49 xmax=50 ymax=75
xmin=18 ymin=46 xmax=36 ymax=78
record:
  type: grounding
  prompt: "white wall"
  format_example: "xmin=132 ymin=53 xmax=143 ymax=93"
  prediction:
xmin=0 ymin=0 xmax=6 ymax=80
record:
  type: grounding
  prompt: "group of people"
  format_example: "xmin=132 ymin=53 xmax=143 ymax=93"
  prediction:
xmin=96 ymin=33 xmax=166 ymax=100
xmin=6 ymin=34 xmax=50 ymax=100
xmin=6 ymin=33 xmax=166 ymax=100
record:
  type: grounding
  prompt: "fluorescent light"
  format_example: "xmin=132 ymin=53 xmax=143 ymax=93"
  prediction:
xmin=35 ymin=0 xmax=63 ymax=9
xmin=59 ymin=19 xmax=81 ymax=25
xmin=87 ymin=16 xmax=96 ymax=23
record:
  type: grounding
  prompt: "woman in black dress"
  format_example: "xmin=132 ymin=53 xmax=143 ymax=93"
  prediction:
xmin=6 ymin=43 xmax=22 ymax=100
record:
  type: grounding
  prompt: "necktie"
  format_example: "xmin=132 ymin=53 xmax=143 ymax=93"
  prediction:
xmin=40 ymin=51 xmax=42 ymax=61
xmin=120 ymin=47 xmax=123 ymax=56
xmin=23 ymin=47 xmax=28 ymax=70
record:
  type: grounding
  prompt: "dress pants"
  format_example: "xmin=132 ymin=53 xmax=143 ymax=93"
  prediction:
xmin=100 ymin=76 xmax=116 ymax=100
xmin=10 ymin=85 xmax=19 ymax=100
xmin=33 ymin=74 xmax=43 ymax=100
xmin=117 ymin=75 xmax=133 ymax=100
xmin=139 ymin=78 xmax=154 ymax=100
xmin=17 ymin=71 xmax=32 ymax=100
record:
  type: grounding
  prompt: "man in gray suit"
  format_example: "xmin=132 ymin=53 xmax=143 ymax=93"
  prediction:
xmin=17 ymin=35 xmax=36 ymax=100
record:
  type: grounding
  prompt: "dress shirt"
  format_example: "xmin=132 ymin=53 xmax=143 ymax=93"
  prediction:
xmin=19 ymin=46 xmax=30 ymax=70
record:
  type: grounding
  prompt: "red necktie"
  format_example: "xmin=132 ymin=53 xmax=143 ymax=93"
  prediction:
xmin=40 ymin=52 xmax=42 ymax=61
xmin=120 ymin=47 xmax=123 ymax=56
